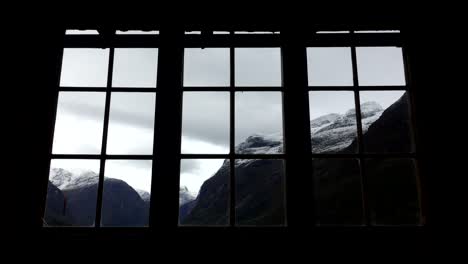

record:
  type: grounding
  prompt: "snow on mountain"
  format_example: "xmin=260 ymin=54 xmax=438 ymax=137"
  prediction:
xmin=179 ymin=186 xmax=195 ymax=206
xmin=233 ymin=101 xmax=384 ymax=156
xmin=136 ymin=189 xmax=151 ymax=202
xmin=50 ymin=168 xmax=98 ymax=190
xmin=311 ymin=101 xmax=383 ymax=153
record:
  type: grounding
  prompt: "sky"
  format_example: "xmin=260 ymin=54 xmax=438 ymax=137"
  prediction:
xmin=51 ymin=45 xmax=406 ymax=195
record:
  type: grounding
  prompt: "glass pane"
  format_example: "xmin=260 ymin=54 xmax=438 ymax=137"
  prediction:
xmin=307 ymin=47 xmax=353 ymax=86
xmin=112 ymin=48 xmax=158 ymax=88
xmin=235 ymin=92 xmax=283 ymax=154
xmin=357 ymin=47 xmax=406 ymax=86
xmin=179 ymin=159 xmax=229 ymax=226
xmin=355 ymin=30 xmax=400 ymax=33
xmin=359 ymin=91 xmax=413 ymax=153
xmin=101 ymin=160 xmax=152 ymax=227
xmin=44 ymin=159 xmax=100 ymax=227
xmin=365 ymin=159 xmax=420 ymax=225
xmin=309 ymin=91 xmax=357 ymax=153
xmin=52 ymin=92 xmax=105 ymax=154
xmin=184 ymin=48 xmax=230 ymax=86
xmin=234 ymin=31 xmax=279 ymax=34
xmin=235 ymin=48 xmax=282 ymax=86
xmin=316 ymin=31 xmax=350 ymax=34
xmin=181 ymin=92 xmax=229 ymax=154
xmin=116 ymin=30 xmax=159 ymax=35
xmin=106 ymin=92 xmax=156 ymax=155
xmin=235 ymin=159 xmax=286 ymax=226
xmin=313 ymin=159 xmax=363 ymax=225
xmin=65 ymin=30 xmax=99 ymax=35
xmin=60 ymin=48 xmax=109 ymax=87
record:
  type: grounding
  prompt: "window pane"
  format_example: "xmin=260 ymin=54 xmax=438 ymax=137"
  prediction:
xmin=313 ymin=159 xmax=363 ymax=225
xmin=44 ymin=159 xmax=100 ymax=227
xmin=106 ymin=92 xmax=156 ymax=155
xmin=357 ymin=47 xmax=406 ymax=86
xmin=65 ymin=30 xmax=99 ymax=35
xmin=235 ymin=48 xmax=282 ymax=86
xmin=101 ymin=160 xmax=152 ymax=227
xmin=184 ymin=48 xmax=229 ymax=86
xmin=60 ymin=48 xmax=109 ymax=87
xmin=181 ymin=92 xmax=229 ymax=154
xmin=112 ymin=48 xmax=158 ymax=88
xmin=52 ymin=92 xmax=105 ymax=154
xmin=359 ymin=91 xmax=414 ymax=153
xmin=365 ymin=159 xmax=420 ymax=225
xmin=307 ymin=47 xmax=353 ymax=86
xmin=316 ymin=31 xmax=350 ymax=34
xmin=235 ymin=159 xmax=286 ymax=226
xmin=355 ymin=30 xmax=400 ymax=33
xmin=179 ymin=159 xmax=229 ymax=226
xmin=234 ymin=31 xmax=278 ymax=34
xmin=309 ymin=91 xmax=357 ymax=153
xmin=116 ymin=30 xmax=159 ymax=35
xmin=235 ymin=92 xmax=283 ymax=154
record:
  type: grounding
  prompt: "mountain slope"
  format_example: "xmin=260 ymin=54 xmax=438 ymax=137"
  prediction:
xmin=182 ymin=93 xmax=419 ymax=225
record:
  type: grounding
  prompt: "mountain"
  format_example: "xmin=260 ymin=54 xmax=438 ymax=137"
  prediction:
xmin=45 ymin=93 xmax=418 ymax=226
xmin=44 ymin=171 xmax=150 ymax=227
xmin=137 ymin=189 xmax=151 ymax=203
xmin=316 ymin=94 xmax=419 ymax=224
xmin=181 ymin=93 xmax=420 ymax=225
xmin=179 ymin=186 xmax=195 ymax=206
xmin=311 ymin=101 xmax=383 ymax=153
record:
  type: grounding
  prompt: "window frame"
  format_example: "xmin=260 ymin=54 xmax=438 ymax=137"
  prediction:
xmin=39 ymin=28 xmax=425 ymax=233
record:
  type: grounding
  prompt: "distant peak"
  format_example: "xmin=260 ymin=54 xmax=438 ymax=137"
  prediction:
xmin=344 ymin=101 xmax=383 ymax=118
xmin=310 ymin=113 xmax=341 ymax=127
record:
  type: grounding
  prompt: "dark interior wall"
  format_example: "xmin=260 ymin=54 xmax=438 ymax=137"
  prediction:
xmin=13 ymin=10 xmax=453 ymax=246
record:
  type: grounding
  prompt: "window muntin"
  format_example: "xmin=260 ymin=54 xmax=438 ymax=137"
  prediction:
xmin=43 ymin=29 xmax=421 ymax=228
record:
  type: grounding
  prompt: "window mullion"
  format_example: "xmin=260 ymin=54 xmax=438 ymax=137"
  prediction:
xmin=149 ymin=29 xmax=185 ymax=228
xmin=281 ymin=30 xmax=315 ymax=228
xmin=94 ymin=47 xmax=114 ymax=228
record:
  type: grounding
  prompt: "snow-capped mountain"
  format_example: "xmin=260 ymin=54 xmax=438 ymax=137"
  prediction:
xmin=136 ymin=189 xmax=151 ymax=203
xmin=233 ymin=101 xmax=383 ymax=158
xmin=179 ymin=186 xmax=195 ymax=206
xmin=180 ymin=94 xmax=417 ymax=225
xmin=50 ymin=168 xmax=98 ymax=190
xmin=46 ymin=94 xmax=416 ymax=226
xmin=311 ymin=101 xmax=384 ymax=153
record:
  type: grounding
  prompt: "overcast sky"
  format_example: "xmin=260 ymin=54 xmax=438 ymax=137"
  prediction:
xmin=52 ymin=46 xmax=406 ymax=195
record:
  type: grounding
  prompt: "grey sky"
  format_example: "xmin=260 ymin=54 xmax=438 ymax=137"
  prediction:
xmin=104 ymin=160 xmax=152 ymax=192
xmin=307 ymin=47 xmax=353 ymax=86
xmin=356 ymin=47 xmax=405 ymax=86
xmin=107 ymin=92 xmax=156 ymax=154
xmin=60 ymin=48 xmax=109 ymax=87
xmin=182 ymin=92 xmax=230 ymax=153
xmin=309 ymin=91 xmax=355 ymax=120
xmin=235 ymin=48 xmax=282 ymax=86
xmin=54 ymin=44 xmax=407 ymax=194
xmin=235 ymin=92 xmax=283 ymax=144
xmin=112 ymin=48 xmax=158 ymax=88
xmin=184 ymin=48 xmax=230 ymax=86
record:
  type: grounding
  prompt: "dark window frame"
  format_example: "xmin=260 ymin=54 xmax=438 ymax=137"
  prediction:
xmin=39 ymin=28 xmax=425 ymax=233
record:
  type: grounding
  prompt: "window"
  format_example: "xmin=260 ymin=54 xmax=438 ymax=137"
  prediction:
xmin=179 ymin=39 xmax=286 ymax=226
xmin=307 ymin=31 xmax=420 ymax=225
xmin=42 ymin=29 xmax=423 ymax=229
xmin=43 ymin=37 xmax=159 ymax=227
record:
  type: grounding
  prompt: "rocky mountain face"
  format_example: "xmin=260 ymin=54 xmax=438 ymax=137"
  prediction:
xmin=45 ymin=93 xmax=419 ymax=226
xmin=181 ymin=93 xmax=420 ymax=225
xmin=311 ymin=101 xmax=383 ymax=153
